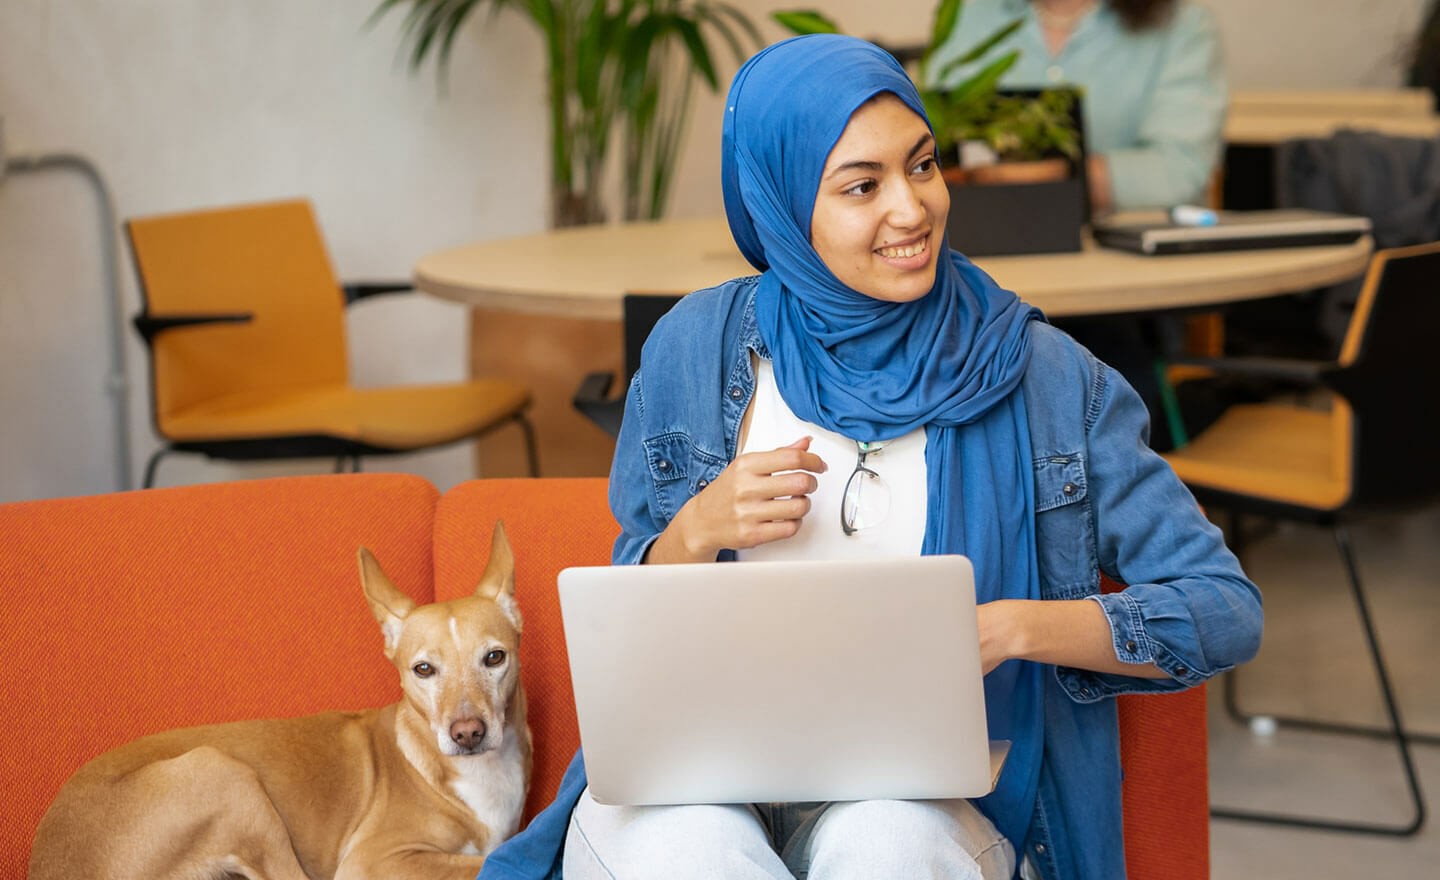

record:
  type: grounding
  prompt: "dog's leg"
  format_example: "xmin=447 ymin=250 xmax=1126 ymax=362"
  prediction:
xmin=31 ymin=747 xmax=313 ymax=880
xmin=337 ymin=849 xmax=489 ymax=880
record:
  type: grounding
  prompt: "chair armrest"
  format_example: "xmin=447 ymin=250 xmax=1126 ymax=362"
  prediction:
xmin=1167 ymin=354 xmax=1332 ymax=385
xmin=573 ymin=371 xmax=624 ymax=438
xmin=131 ymin=311 xmax=253 ymax=344
xmin=342 ymin=281 xmax=412 ymax=305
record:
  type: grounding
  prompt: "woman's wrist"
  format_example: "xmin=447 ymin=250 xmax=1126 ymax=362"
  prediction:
xmin=647 ymin=499 xmax=717 ymax=564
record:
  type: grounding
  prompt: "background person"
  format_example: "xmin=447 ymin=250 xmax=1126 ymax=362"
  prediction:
xmin=929 ymin=0 xmax=1226 ymax=214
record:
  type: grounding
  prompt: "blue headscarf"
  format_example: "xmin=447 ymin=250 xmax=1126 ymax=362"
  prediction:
xmin=723 ymin=34 xmax=1045 ymax=850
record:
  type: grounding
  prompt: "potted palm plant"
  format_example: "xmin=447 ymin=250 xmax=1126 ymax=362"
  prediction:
xmin=372 ymin=0 xmax=762 ymax=227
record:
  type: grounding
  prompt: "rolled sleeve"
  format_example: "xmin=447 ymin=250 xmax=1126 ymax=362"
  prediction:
xmin=1058 ymin=360 xmax=1262 ymax=701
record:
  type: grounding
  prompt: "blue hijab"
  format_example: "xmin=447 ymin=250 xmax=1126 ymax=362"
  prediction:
xmin=723 ymin=34 xmax=1044 ymax=850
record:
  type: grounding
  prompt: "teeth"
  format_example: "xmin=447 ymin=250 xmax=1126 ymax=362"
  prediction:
xmin=878 ymin=240 xmax=926 ymax=259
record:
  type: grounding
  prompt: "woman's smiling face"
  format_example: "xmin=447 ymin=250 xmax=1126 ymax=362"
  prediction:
xmin=809 ymin=93 xmax=950 ymax=303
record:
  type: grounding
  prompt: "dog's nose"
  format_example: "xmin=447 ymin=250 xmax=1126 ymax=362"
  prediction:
xmin=450 ymin=718 xmax=487 ymax=751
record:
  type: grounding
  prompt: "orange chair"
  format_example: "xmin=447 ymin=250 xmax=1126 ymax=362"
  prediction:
xmin=1163 ymin=242 xmax=1440 ymax=835
xmin=126 ymin=198 xmax=538 ymax=487
xmin=437 ymin=480 xmax=1213 ymax=879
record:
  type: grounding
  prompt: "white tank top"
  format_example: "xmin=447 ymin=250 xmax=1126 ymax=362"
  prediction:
xmin=736 ymin=359 xmax=927 ymax=561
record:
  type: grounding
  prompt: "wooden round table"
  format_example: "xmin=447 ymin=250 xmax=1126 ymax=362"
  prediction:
xmin=416 ymin=217 xmax=1372 ymax=476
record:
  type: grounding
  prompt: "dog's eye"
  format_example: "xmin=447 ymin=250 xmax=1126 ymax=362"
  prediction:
xmin=483 ymin=649 xmax=506 ymax=668
xmin=412 ymin=662 xmax=436 ymax=678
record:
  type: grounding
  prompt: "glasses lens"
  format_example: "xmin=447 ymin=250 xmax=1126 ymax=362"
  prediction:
xmin=842 ymin=467 xmax=891 ymax=534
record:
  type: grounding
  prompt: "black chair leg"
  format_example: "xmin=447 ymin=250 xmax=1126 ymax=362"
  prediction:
xmin=142 ymin=448 xmax=171 ymax=489
xmin=1211 ymin=524 xmax=1427 ymax=836
xmin=516 ymin=413 xmax=541 ymax=477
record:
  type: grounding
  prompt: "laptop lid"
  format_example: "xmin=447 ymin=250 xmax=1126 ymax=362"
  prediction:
xmin=557 ymin=555 xmax=1006 ymax=806
xmin=1093 ymin=208 xmax=1371 ymax=255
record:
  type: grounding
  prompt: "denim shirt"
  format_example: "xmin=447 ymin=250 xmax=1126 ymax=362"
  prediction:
xmin=604 ymin=278 xmax=1262 ymax=880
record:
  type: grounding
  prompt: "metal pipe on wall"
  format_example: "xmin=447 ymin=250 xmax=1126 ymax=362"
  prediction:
xmin=1 ymin=117 xmax=134 ymax=492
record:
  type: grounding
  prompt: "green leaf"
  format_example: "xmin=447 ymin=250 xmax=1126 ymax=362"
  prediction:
xmin=953 ymin=15 xmax=1022 ymax=65
xmin=928 ymin=0 xmax=962 ymax=53
xmin=936 ymin=44 xmax=1016 ymax=91
xmin=674 ymin=17 xmax=719 ymax=91
xmin=771 ymin=9 xmax=840 ymax=36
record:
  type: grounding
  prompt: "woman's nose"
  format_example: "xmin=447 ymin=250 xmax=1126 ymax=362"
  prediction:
xmin=885 ymin=180 xmax=925 ymax=228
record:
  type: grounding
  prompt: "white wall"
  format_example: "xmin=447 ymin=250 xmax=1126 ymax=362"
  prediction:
xmin=1 ymin=0 xmax=1433 ymax=502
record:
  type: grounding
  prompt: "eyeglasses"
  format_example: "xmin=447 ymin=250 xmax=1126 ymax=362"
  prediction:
xmin=841 ymin=440 xmax=891 ymax=536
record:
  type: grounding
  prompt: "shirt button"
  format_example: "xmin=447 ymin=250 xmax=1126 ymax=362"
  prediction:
xmin=657 ymin=459 xmax=671 ymax=472
xmin=1125 ymin=640 xmax=1138 ymax=653
xmin=1062 ymin=481 xmax=1078 ymax=496
xmin=1175 ymin=666 xmax=1189 ymax=676
xmin=697 ymin=479 xmax=709 ymax=490
xmin=1079 ymin=687 xmax=1091 ymax=697
xmin=1035 ymin=843 xmax=1047 ymax=854
xmin=729 ymin=386 xmax=743 ymax=400
xmin=1046 ymin=65 xmax=1064 ymax=82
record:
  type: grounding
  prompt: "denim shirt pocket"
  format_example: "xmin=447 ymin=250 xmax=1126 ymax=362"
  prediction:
xmin=643 ymin=432 xmax=728 ymax=521
xmin=1033 ymin=453 xmax=1094 ymax=599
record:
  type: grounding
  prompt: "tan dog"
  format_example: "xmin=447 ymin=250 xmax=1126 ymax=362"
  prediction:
xmin=28 ymin=525 xmax=531 ymax=880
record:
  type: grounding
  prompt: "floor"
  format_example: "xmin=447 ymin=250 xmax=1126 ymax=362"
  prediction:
xmin=1206 ymin=502 xmax=1440 ymax=878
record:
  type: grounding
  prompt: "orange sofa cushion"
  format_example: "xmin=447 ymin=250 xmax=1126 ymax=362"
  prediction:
xmin=0 ymin=473 xmax=438 ymax=878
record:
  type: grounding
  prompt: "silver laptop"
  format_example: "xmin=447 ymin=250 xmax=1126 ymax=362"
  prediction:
xmin=1093 ymin=208 xmax=1371 ymax=255
xmin=557 ymin=555 xmax=1008 ymax=806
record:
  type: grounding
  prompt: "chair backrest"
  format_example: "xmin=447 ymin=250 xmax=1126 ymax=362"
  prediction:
xmin=1327 ymin=241 xmax=1440 ymax=511
xmin=126 ymin=199 xmax=349 ymax=428
xmin=621 ymin=293 xmax=683 ymax=381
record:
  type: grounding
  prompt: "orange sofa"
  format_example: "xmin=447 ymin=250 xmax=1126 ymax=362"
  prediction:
xmin=0 ymin=474 xmax=1209 ymax=878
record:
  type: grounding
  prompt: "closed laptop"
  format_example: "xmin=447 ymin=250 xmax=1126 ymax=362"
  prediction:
xmin=557 ymin=555 xmax=1007 ymax=806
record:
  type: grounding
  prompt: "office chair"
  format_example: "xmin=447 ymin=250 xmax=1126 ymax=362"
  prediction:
xmin=1161 ymin=241 xmax=1440 ymax=836
xmin=572 ymin=292 xmax=682 ymax=438
xmin=127 ymin=198 xmax=538 ymax=488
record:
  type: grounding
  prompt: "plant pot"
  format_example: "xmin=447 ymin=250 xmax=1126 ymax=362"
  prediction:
xmin=945 ymin=175 xmax=1085 ymax=257
xmin=965 ymin=157 xmax=1070 ymax=186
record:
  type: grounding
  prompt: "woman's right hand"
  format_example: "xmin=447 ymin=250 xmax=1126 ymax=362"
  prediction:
xmin=645 ymin=436 xmax=827 ymax=564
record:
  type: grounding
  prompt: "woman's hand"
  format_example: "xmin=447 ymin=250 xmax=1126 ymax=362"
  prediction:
xmin=645 ymin=437 xmax=827 ymax=564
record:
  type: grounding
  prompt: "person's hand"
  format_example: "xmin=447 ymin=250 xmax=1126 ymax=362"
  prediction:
xmin=646 ymin=437 xmax=827 ymax=563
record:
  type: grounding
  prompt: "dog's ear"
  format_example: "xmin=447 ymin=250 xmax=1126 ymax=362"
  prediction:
xmin=476 ymin=522 xmax=522 ymax=631
xmin=358 ymin=547 xmax=416 ymax=655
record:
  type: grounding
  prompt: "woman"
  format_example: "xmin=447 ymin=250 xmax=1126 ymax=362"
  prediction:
xmin=930 ymin=0 xmax=1226 ymax=213
xmin=481 ymin=34 xmax=1259 ymax=880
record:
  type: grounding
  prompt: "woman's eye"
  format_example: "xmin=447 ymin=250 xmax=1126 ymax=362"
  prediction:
xmin=412 ymin=661 xmax=435 ymax=678
xmin=842 ymin=179 xmax=877 ymax=197
xmin=484 ymin=649 xmax=507 ymax=668
xmin=913 ymin=157 xmax=937 ymax=176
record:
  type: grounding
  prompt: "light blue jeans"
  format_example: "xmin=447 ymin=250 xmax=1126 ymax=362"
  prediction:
xmin=563 ymin=788 xmax=1016 ymax=879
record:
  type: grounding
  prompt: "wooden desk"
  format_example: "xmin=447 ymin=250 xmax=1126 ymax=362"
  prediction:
xmin=1230 ymin=88 xmax=1435 ymax=118
xmin=416 ymin=217 xmax=1371 ymax=476
xmin=1225 ymin=88 xmax=1440 ymax=146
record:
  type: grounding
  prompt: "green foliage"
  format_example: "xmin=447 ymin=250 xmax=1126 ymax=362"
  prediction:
xmin=940 ymin=87 xmax=1082 ymax=162
xmin=372 ymin=0 xmax=762 ymax=225
xmin=772 ymin=0 xmax=1080 ymax=163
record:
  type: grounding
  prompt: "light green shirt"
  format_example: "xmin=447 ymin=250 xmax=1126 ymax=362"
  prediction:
xmin=928 ymin=0 xmax=1227 ymax=209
